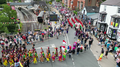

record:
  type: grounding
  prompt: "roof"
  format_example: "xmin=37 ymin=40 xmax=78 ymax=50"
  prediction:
xmin=85 ymin=6 xmax=99 ymax=13
xmin=31 ymin=1 xmax=47 ymax=6
xmin=10 ymin=3 xmax=31 ymax=6
xmin=100 ymin=11 xmax=107 ymax=14
xmin=111 ymin=14 xmax=120 ymax=18
xmin=88 ymin=13 xmax=99 ymax=19
xmin=102 ymin=0 xmax=120 ymax=6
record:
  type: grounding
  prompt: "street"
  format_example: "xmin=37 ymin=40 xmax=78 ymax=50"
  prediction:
xmin=25 ymin=27 xmax=100 ymax=67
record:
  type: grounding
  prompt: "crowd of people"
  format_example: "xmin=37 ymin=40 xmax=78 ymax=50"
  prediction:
xmin=0 ymin=1 xmax=119 ymax=67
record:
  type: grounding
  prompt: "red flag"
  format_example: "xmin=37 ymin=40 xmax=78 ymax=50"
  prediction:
xmin=63 ymin=40 xmax=66 ymax=44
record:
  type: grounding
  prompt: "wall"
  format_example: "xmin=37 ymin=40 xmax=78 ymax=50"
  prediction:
xmin=78 ymin=0 xmax=85 ymax=10
xmin=99 ymin=5 xmax=120 ymax=34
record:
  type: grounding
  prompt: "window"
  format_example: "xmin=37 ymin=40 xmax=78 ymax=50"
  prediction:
xmin=118 ymin=8 xmax=120 ymax=13
xmin=104 ymin=6 xmax=106 ymax=11
xmin=77 ymin=1 xmax=80 ymax=8
xmin=80 ymin=1 xmax=83 ymax=9
xmin=110 ymin=17 xmax=120 ymax=28
xmin=100 ymin=14 xmax=106 ymax=22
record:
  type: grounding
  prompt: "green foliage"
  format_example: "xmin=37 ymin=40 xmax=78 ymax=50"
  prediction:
xmin=0 ymin=4 xmax=19 ymax=34
xmin=102 ymin=0 xmax=106 ymax=2
xmin=62 ymin=3 xmax=64 ymax=7
xmin=56 ymin=0 xmax=61 ymax=2
xmin=0 ymin=23 xmax=9 ymax=33
xmin=73 ymin=10 xmax=77 ymax=15
xmin=0 ymin=0 xmax=6 ymax=4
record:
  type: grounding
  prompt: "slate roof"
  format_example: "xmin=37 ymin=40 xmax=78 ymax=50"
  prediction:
xmin=85 ymin=6 xmax=99 ymax=13
xmin=31 ymin=1 xmax=47 ymax=6
xmin=111 ymin=14 xmax=120 ymax=18
xmin=10 ymin=3 xmax=31 ymax=6
xmin=102 ymin=0 xmax=120 ymax=6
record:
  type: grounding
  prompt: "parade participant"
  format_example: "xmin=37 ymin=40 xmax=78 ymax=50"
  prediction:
xmin=52 ymin=52 xmax=55 ymax=62
xmin=39 ymin=53 xmax=44 ymax=63
xmin=33 ymin=53 xmax=37 ymax=64
xmin=55 ymin=47 xmax=58 ymax=57
xmin=80 ymin=45 xmax=84 ymax=52
xmin=3 ymin=56 xmax=8 ymax=66
xmin=9 ymin=58 xmax=14 ymax=66
xmin=98 ymin=47 xmax=104 ymax=61
xmin=72 ymin=46 xmax=75 ymax=54
xmin=58 ymin=52 xmax=62 ymax=61
xmin=63 ymin=52 xmax=66 ymax=61
xmin=46 ymin=53 xmax=50 ymax=62
xmin=68 ymin=49 xmax=72 ymax=58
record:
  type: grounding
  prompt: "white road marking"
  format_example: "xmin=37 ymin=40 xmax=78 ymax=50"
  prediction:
xmin=51 ymin=44 xmax=56 ymax=47
xmin=66 ymin=34 xmax=70 ymax=45
xmin=90 ymin=49 xmax=101 ymax=67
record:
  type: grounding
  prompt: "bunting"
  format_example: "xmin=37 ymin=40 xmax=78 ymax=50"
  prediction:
xmin=0 ymin=22 xmax=21 ymax=24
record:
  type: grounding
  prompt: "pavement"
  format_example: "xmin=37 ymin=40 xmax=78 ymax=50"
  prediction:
xmin=89 ymin=35 xmax=116 ymax=67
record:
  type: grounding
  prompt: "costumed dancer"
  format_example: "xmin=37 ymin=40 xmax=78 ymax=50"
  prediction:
xmin=33 ymin=53 xmax=37 ymax=64
xmin=9 ymin=58 xmax=14 ymax=66
xmin=46 ymin=53 xmax=50 ymax=62
xmin=63 ymin=52 xmax=66 ymax=61
xmin=55 ymin=47 xmax=58 ymax=57
xmin=58 ymin=52 xmax=62 ymax=61
xmin=52 ymin=52 xmax=55 ymax=62
xmin=39 ymin=53 xmax=44 ymax=63
xmin=3 ymin=57 xmax=8 ymax=66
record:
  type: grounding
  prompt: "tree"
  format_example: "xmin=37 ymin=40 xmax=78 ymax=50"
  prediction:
xmin=56 ymin=0 xmax=61 ymax=2
xmin=0 ymin=0 xmax=6 ymax=4
xmin=0 ymin=4 xmax=19 ymax=34
xmin=102 ymin=0 xmax=106 ymax=2
xmin=0 ymin=23 xmax=9 ymax=33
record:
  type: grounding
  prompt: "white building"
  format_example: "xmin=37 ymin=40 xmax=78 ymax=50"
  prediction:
xmin=97 ymin=0 xmax=120 ymax=41
xmin=24 ymin=0 xmax=33 ymax=3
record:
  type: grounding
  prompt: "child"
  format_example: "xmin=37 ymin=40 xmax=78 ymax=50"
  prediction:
xmin=80 ymin=45 xmax=84 ymax=52
xmin=52 ymin=52 xmax=55 ymax=62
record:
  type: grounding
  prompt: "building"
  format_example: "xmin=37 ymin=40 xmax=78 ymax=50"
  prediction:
xmin=85 ymin=0 xmax=102 ymax=7
xmin=62 ymin=0 xmax=85 ymax=10
xmin=97 ymin=0 xmax=120 ymax=42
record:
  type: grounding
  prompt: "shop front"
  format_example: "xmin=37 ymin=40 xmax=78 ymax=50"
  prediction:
xmin=97 ymin=22 xmax=108 ymax=33
xmin=108 ymin=27 xmax=117 ymax=39
xmin=107 ymin=14 xmax=120 ymax=41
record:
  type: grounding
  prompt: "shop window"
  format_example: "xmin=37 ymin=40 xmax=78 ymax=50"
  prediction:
xmin=110 ymin=17 xmax=120 ymax=28
xmin=100 ymin=14 xmax=106 ymax=22
xmin=118 ymin=8 xmax=120 ymax=13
